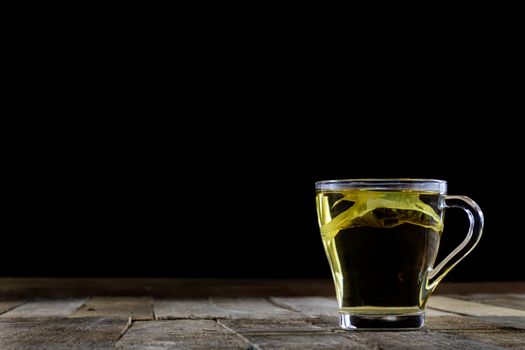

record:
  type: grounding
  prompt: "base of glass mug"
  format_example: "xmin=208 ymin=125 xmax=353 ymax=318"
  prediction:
xmin=340 ymin=312 xmax=425 ymax=330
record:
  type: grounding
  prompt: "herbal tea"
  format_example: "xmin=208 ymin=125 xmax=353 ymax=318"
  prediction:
xmin=316 ymin=190 xmax=444 ymax=314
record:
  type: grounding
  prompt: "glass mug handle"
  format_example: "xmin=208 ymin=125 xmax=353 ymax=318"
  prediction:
xmin=423 ymin=195 xmax=484 ymax=298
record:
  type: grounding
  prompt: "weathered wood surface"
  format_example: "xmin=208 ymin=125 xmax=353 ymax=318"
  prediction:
xmin=155 ymin=297 xmax=305 ymax=320
xmin=477 ymin=316 xmax=525 ymax=331
xmin=209 ymin=297 xmax=305 ymax=319
xmin=0 ymin=317 xmax=130 ymax=350
xmin=0 ymin=279 xmax=524 ymax=349
xmin=426 ymin=308 xmax=458 ymax=316
xmin=426 ymin=316 xmax=525 ymax=347
xmin=155 ymin=298 xmax=227 ymax=319
xmin=219 ymin=319 xmax=369 ymax=349
xmin=0 ymin=299 xmax=86 ymax=318
xmin=72 ymin=297 xmax=153 ymax=320
xmin=453 ymin=293 xmax=525 ymax=311
xmin=270 ymin=297 xmax=337 ymax=317
xmin=116 ymin=320 xmax=249 ymax=349
xmin=428 ymin=296 xmax=525 ymax=316
xmin=334 ymin=328 xmax=506 ymax=350
xmin=0 ymin=301 xmax=25 ymax=315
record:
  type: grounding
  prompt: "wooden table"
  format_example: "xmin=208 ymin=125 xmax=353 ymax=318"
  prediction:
xmin=0 ymin=279 xmax=524 ymax=349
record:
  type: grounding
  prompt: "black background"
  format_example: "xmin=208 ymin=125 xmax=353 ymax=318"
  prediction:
xmin=3 ymin=116 xmax=523 ymax=282
xmin=2 ymin=17 xmax=524 ymax=282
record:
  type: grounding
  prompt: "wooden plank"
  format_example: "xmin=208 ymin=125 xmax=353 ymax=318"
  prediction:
xmin=450 ymin=330 xmax=525 ymax=349
xmin=428 ymin=313 xmax=525 ymax=331
xmin=154 ymin=298 xmax=230 ymax=319
xmin=116 ymin=320 xmax=249 ymax=349
xmin=477 ymin=316 xmax=525 ymax=330
xmin=71 ymin=297 xmax=153 ymax=320
xmin=428 ymin=297 xmax=525 ymax=329
xmin=210 ymin=297 xmax=306 ymax=319
xmin=427 ymin=316 xmax=504 ymax=331
xmin=236 ymin=332 xmax=370 ymax=349
xmin=310 ymin=316 xmax=514 ymax=349
xmin=336 ymin=329 xmax=506 ymax=350
xmin=314 ymin=313 xmax=524 ymax=331
xmin=154 ymin=298 xmax=308 ymax=320
xmin=0 ymin=317 xmax=129 ymax=349
xmin=219 ymin=319 xmax=328 ymax=334
xmin=156 ymin=297 xmax=306 ymax=320
xmin=452 ymin=293 xmax=525 ymax=311
xmin=248 ymin=318 xmax=520 ymax=350
xmin=0 ymin=299 xmax=86 ymax=318
xmin=426 ymin=316 xmax=525 ymax=348
xmin=428 ymin=296 xmax=525 ymax=316
xmin=219 ymin=319 xmax=371 ymax=349
xmin=308 ymin=316 xmax=339 ymax=331
xmin=270 ymin=297 xmax=337 ymax=317
xmin=426 ymin=308 xmax=458 ymax=316
xmin=0 ymin=301 xmax=25 ymax=315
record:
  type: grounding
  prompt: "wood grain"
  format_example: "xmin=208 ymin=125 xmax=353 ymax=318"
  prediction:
xmin=0 ymin=301 xmax=25 ymax=316
xmin=219 ymin=319 xmax=327 ymax=334
xmin=270 ymin=297 xmax=337 ymax=317
xmin=116 ymin=320 xmax=248 ymax=349
xmin=156 ymin=297 xmax=306 ymax=320
xmin=0 ymin=317 xmax=129 ymax=349
xmin=426 ymin=316 xmax=525 ymax=348
xmin=426 ymin=308 xmax=458 ymax=316
xmin=154 ymin=298 xmax=229 ymax=319
xmin=210 ymin=297 xmax=305 ymax=319
xmin=452 ymin=294 xmax=525 ymax=311
xmin=428 ymin=296 xmax=525 ymax=317
xmin=451 ymin=330 xmax=525 ymax=349
xmin=0 ymin=299 xmax=86 ymax=318
xmin=71 ymin=297 xmax=153 ymax=320
xmin=426 ymin=316 xmax=503 ymax=331
xmin=336 ymin=329 xmax=505 ymax=350
xmin=477 ymin=316 xmax=525 ymax=330
xmin=219 ymin=319 xmax=370 ymax=349
xmin=239 ymin=332 xmax=370 ymax=349
xmin=311 ymin=315 xmax=524 ymax=349
xmin=1 ymin=280 xmax=524 ymax=349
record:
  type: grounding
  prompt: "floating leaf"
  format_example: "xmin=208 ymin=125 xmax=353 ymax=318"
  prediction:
xmin=320 ymin=191 xmax=443 ymax=240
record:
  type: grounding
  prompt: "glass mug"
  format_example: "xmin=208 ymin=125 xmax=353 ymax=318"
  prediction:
xmin=315 ymin=179 xmax=483 ymax=330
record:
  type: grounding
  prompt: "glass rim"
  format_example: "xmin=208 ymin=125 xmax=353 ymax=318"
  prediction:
xmin=315 ymin=178 xmax=447 ymax=193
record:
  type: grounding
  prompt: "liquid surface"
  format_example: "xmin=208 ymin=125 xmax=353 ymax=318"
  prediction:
xmin=316 ymin=190 xmax=443 ymax=312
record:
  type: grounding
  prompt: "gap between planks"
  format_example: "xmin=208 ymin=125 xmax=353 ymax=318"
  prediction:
xmin=0 ymin=300 xmax=27 ymax=316
xmin=115 ymin=319 xmax=252 ymax=349
xmin=0 ymin=297 xmax=155 ymax=321
xmin=1 ymin=294 xmax=523 ymax=349
xmin=5 ymin=295 xmax=522 ymax=321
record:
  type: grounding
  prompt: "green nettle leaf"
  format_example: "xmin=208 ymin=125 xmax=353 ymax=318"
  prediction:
xmin=320 ymin=191 xmax=443 ymax=240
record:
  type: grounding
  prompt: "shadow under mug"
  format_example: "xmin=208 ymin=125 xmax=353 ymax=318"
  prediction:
xmin=315 ymin=179 xmax=483 ymax=330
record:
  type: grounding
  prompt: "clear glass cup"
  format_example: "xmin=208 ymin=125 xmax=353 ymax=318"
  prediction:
xmin=315 ymin=179 xmax=483 ymax=330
